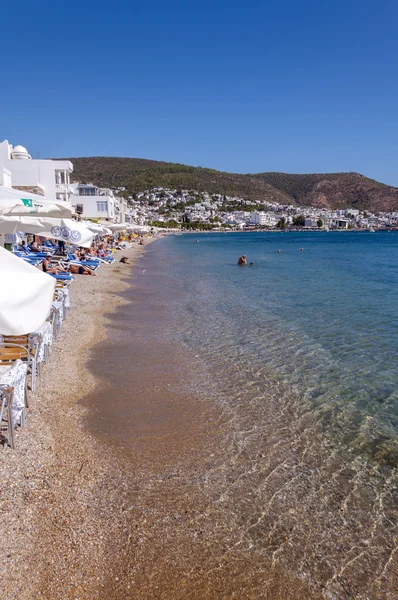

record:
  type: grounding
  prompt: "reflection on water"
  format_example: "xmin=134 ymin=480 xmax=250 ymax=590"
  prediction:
xmin=84 ymin=233 xmax=398 ymax=599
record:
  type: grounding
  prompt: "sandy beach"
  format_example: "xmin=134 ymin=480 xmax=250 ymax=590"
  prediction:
xmin=0 ymin=237 xmax=321 ymax=600
xmin=3 ymin=231 xmax=396 ymax=600
xmin=0 ymin=242 xmax=152 ymax=599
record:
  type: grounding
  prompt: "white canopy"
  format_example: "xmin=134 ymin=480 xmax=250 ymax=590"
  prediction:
xmin=36 ymin=218 xmax=96 ymax=248
xmin=0 ymin=246 xmax=55 ymax=335
xmin=107 ymin=222 xmax=133 ymax=231
xmin=0 ymin=216 xmax=95 ymax=248
xmin=0 ymin=216 xmax=51 ymax=234
xmin=132 ymin=225 xmax=150 ymax=233
xmin=85 ymin=222 xmax=112 ymax=235
xmin=0 ymin=188 xmax=74 ymax=218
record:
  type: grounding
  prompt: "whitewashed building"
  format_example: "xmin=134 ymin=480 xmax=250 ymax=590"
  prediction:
xmin=71 ymin=183 xmax=129 ymax=223
xmin=70 ymin=183 xmax=116 ymax=220
xmin=0 ymin=140 xmax=73 ymax=202
xmin=250 ymin=211 xmax=268 ymax=226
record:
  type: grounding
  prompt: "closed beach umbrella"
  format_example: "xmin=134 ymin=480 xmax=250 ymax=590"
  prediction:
xmin=0 ymin=246 xmax=55 ymax=335
xmin=0 ymin=188 xmax=74 ymax=218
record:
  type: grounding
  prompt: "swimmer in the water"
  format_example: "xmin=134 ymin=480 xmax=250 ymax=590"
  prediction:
xmin=237 ymin=255 xmax=247 ymax=265
xmin=299 ymin=247 xmax=304 ymax=251
xmin=250 ymin=262 xmax=254 ymax=266
xmin=278 ymin=249 xmax=281 ymax=254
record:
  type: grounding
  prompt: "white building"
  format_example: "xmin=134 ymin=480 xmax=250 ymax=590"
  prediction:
xmin=250 ymin=211 xmax=268 ymax=226
xmin=346 ymin=208 xmax=360 ymax=218
xmin=70 ymin=183 xmax=117 ymax=221
xmin=0 ymin=140 xmax=73 ymax=202
xmin=71 ymin=183 xmax=128 ymax=223
xmin=114 ymin=195 xmax=129 ymax=224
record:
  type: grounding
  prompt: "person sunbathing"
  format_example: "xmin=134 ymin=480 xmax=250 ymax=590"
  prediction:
xmin=42 ymin=255 xmax=66 ymax=275
xmin=68 ymin=264 xmax=97 ymax=276
xmin=76 ymin=248 xmax=87 ymax=261
xmin=30 ymin=241 xmax=41 ymax=252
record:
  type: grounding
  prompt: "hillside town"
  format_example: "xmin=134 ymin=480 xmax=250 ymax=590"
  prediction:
xmin=127 ymin=187 xmax=398 ymax=231
xmin=0 ymin=139 xmax=397 ymax=233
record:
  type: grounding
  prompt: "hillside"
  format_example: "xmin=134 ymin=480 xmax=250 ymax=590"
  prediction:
xmin=253 ymin=172 xmax=398 ymax=212
xmin=65 ymin=157 xmax=291 ymax=205
xmin=63 ymin=156 xmax=398 ymax=212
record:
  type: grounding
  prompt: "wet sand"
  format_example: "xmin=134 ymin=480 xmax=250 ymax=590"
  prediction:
xmin=80 ymin=244 xmax=323 ymax=599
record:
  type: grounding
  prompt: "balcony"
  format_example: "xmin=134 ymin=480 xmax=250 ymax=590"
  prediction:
xmin=55 ymin=183 xmax=74 ymax=193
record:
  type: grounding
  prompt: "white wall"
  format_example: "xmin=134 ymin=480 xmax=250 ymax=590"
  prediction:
xmin=4 ymin=159 xmax=73 ymax=198
xmin=0 ymin=140 xmax=11 ymax=161
xmin=0 ymin=167 xmax=12 ymax=187
xmin=0 ymin=140 xmax=73 ymax=200
xmin=71 ymin=195 xmax=115 ymax=219
xmin=250 ymin=212 xmax=268 ymax=225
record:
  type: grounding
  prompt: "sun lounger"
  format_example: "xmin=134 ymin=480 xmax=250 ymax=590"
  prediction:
xmin=0 ymin=337 xmax=39 ymax=393
xmin=65 ymin=252 xmax=101 ymax=269
xmin=0 ymin=352 xmax=29 ymax=430
xmin=0 ymin=385 xmax=15 ymax=448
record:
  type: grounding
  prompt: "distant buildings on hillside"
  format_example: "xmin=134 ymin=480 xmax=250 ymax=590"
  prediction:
xmin=1 ymin=139 xmax=397 ymax=229
xmin=128 ymin=187 xmax=398 ymax=230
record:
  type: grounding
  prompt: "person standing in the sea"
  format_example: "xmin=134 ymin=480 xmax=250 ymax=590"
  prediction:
xmin=237 ymin=255 xmax=247 ymax=265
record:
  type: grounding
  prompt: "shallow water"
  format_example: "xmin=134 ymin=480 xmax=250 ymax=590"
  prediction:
xmin=84 ymin=232 xmax=398 ymax=599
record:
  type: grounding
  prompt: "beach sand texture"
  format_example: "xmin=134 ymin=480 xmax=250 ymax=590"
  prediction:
xmin=0 ymin=244 xmax=149 ymax=599
xmin=0 ymin=240 xmax=359 ymax=600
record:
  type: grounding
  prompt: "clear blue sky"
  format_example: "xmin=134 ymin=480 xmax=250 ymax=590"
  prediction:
xmin=2 ymin=0 xmax=398 ymax=184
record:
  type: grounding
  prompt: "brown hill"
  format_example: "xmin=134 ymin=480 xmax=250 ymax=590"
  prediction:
xmin=253 ymin=172 xmax=398 ymax=212
xmin=61 ymin=156 xmax=398 ymax=212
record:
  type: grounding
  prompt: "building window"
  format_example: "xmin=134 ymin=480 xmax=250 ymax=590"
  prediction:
xmin=96 ymin=201 xmax=108 ymax=212
xmin=79 ymin=187 xmax=96 ymax=196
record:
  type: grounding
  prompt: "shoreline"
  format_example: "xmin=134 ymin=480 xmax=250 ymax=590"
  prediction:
xmin=0 ymin=241 xmax=155 ymax=599
xmin=72 ymin=239 xmax=322 ymax=600
xmin=0 ymin=234 xmax=319 ymax=600
xmin=4 ymin=232 xmax=389 ymax=599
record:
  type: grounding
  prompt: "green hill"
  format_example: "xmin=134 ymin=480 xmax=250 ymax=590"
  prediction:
xmin=62 ymin=156 xmax=398 ymax=212
xmin=65 ymin=157 xmax=291 ymax=205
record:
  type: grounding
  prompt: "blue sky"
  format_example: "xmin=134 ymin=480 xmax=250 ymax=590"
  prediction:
xmin=2 ymin=0 xmax=398 ymax=184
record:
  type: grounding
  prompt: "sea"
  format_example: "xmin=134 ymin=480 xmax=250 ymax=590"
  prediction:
xmin=85 ymin=231 xmax=398 ymax=599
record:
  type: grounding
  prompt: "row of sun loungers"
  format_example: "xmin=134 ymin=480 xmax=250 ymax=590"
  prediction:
xmin=0 ymin=241 xmax=119 ymax=448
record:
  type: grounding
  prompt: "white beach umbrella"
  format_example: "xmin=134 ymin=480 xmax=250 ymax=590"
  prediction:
xmin=85 ymin=222 xmax=112 ymax=235
xmin=0 ymin=216 xmax=52 ymax=234
xmin=0 ymin=188 xmax=74 ymax=218
xmin=132 ymin=225 xmax=150 ymax=233
xmin=0 ymin=216 xmax=95 ymax=248
xmin=0 ymin=246 xmax=55 ymax=335
xmin=107 ymin=222 xmax=133 ymax=231
xmin=38 ymin=218 xmax=96 ymax=248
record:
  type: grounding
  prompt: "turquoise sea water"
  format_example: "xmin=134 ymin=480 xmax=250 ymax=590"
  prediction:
xmin=88 ymin=231 xmax=397 ymax=598
xmin=142 ymin=231 xmax=398 ymax=597
xmin=163 ymin=231 xmax=398 ymax=465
